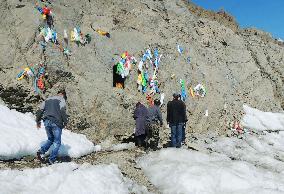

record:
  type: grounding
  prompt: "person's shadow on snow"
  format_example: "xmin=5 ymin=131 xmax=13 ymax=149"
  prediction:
xmin=58 ymin=144 xmax=72 ymax=162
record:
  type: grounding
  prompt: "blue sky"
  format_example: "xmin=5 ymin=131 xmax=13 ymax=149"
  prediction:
xmin=191 ymin=0 xmax=284 ymax=39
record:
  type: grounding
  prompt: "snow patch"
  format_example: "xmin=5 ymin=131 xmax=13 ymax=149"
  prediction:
xmin=0 ymin=105 xmax=94 ymax=160
xmin=96 ymin=140 xmax=135 ymax=152
xmin=110 ymin=143 xmax=136 ymax=151
xmin=206 ymin=132 xmax=284 ymax=172
xmin=0 ymin=162 xmax=149 ymax=194
xmin=138 ymin=149 xmax=284 ymax=194
xmin=242 ymin=104 xmax=284 ymax=131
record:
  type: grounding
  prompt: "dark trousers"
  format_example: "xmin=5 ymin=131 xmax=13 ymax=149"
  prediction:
xmin=146 ymin=123 xmax=160 ymax=151
xmin=135 ymin=134 xmax=146 ymax=147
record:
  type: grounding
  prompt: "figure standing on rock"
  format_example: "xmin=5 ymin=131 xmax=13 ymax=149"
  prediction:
xmin=35 ymin=89 xmax=68 ymax=164
xmin=133 ymin=102 xmax=148 ymax=148
xmin=113 ymin=63 xmax=125 ymax=89
xmin=167 ymin=93 xmax=187 ymax=148
xmin=146 ymin=99 xmax=163 ymax=151
xmin=35 ymin=3 xmax=54 ymax=28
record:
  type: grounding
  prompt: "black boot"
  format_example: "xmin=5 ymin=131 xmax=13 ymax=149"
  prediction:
xmin=36 ymin=151 xmax=45 ymax=162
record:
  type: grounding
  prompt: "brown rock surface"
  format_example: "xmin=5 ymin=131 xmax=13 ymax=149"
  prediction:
xmin=0 ymin=0 xmax=283 ymax=141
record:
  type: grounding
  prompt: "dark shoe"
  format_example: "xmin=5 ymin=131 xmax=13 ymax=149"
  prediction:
xmin=37 ymin=151 xmax=45 ymax=162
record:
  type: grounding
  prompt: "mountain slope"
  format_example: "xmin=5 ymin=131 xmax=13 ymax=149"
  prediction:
xmin=0 ymin=0 xmax=283 ymax=140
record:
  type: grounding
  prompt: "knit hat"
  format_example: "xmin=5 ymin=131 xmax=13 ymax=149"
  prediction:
xmin=173 ymin=92 xmax=180 ymax=98
xmin=58 ymin=89 xmax=67 ymax=100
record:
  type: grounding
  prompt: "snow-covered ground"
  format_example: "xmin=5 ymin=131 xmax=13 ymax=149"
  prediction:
xmin=0 ymin=162 xmax=149 ymax=194
xmin=138 ymin=105 xmax=284 ymax=194
xmin=0 ymin=105 xmax=95 ymax=160
xmin=138 ymin=148 xmax=284 ymax=194
xmin=205 ymin=131 xmax=284 ymax=173
xmin=242 ymin=104 xmax=284 ymax=131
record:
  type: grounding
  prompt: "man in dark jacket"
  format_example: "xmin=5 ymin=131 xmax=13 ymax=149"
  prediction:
xmin=167 ymin=93 xmax=187 ymax=148
xmin=36 ymin=89 xmax=68 ymax=164
xmin=146 ymin=99 xmax=163 ymax=151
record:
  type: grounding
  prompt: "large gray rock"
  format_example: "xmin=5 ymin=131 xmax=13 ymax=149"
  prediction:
xmin=0 ymin=0 xmax=283 ymax=141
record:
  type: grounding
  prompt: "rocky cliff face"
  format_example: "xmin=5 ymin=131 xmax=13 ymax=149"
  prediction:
xmin=0 ymin=0 xmax=283 ymax=141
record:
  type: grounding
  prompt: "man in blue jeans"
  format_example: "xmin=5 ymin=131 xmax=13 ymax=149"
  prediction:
xmin=167 ymin=93 xmax=187 ymax=148
xmin=36 ymin=89 xmax=68 ymax=164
